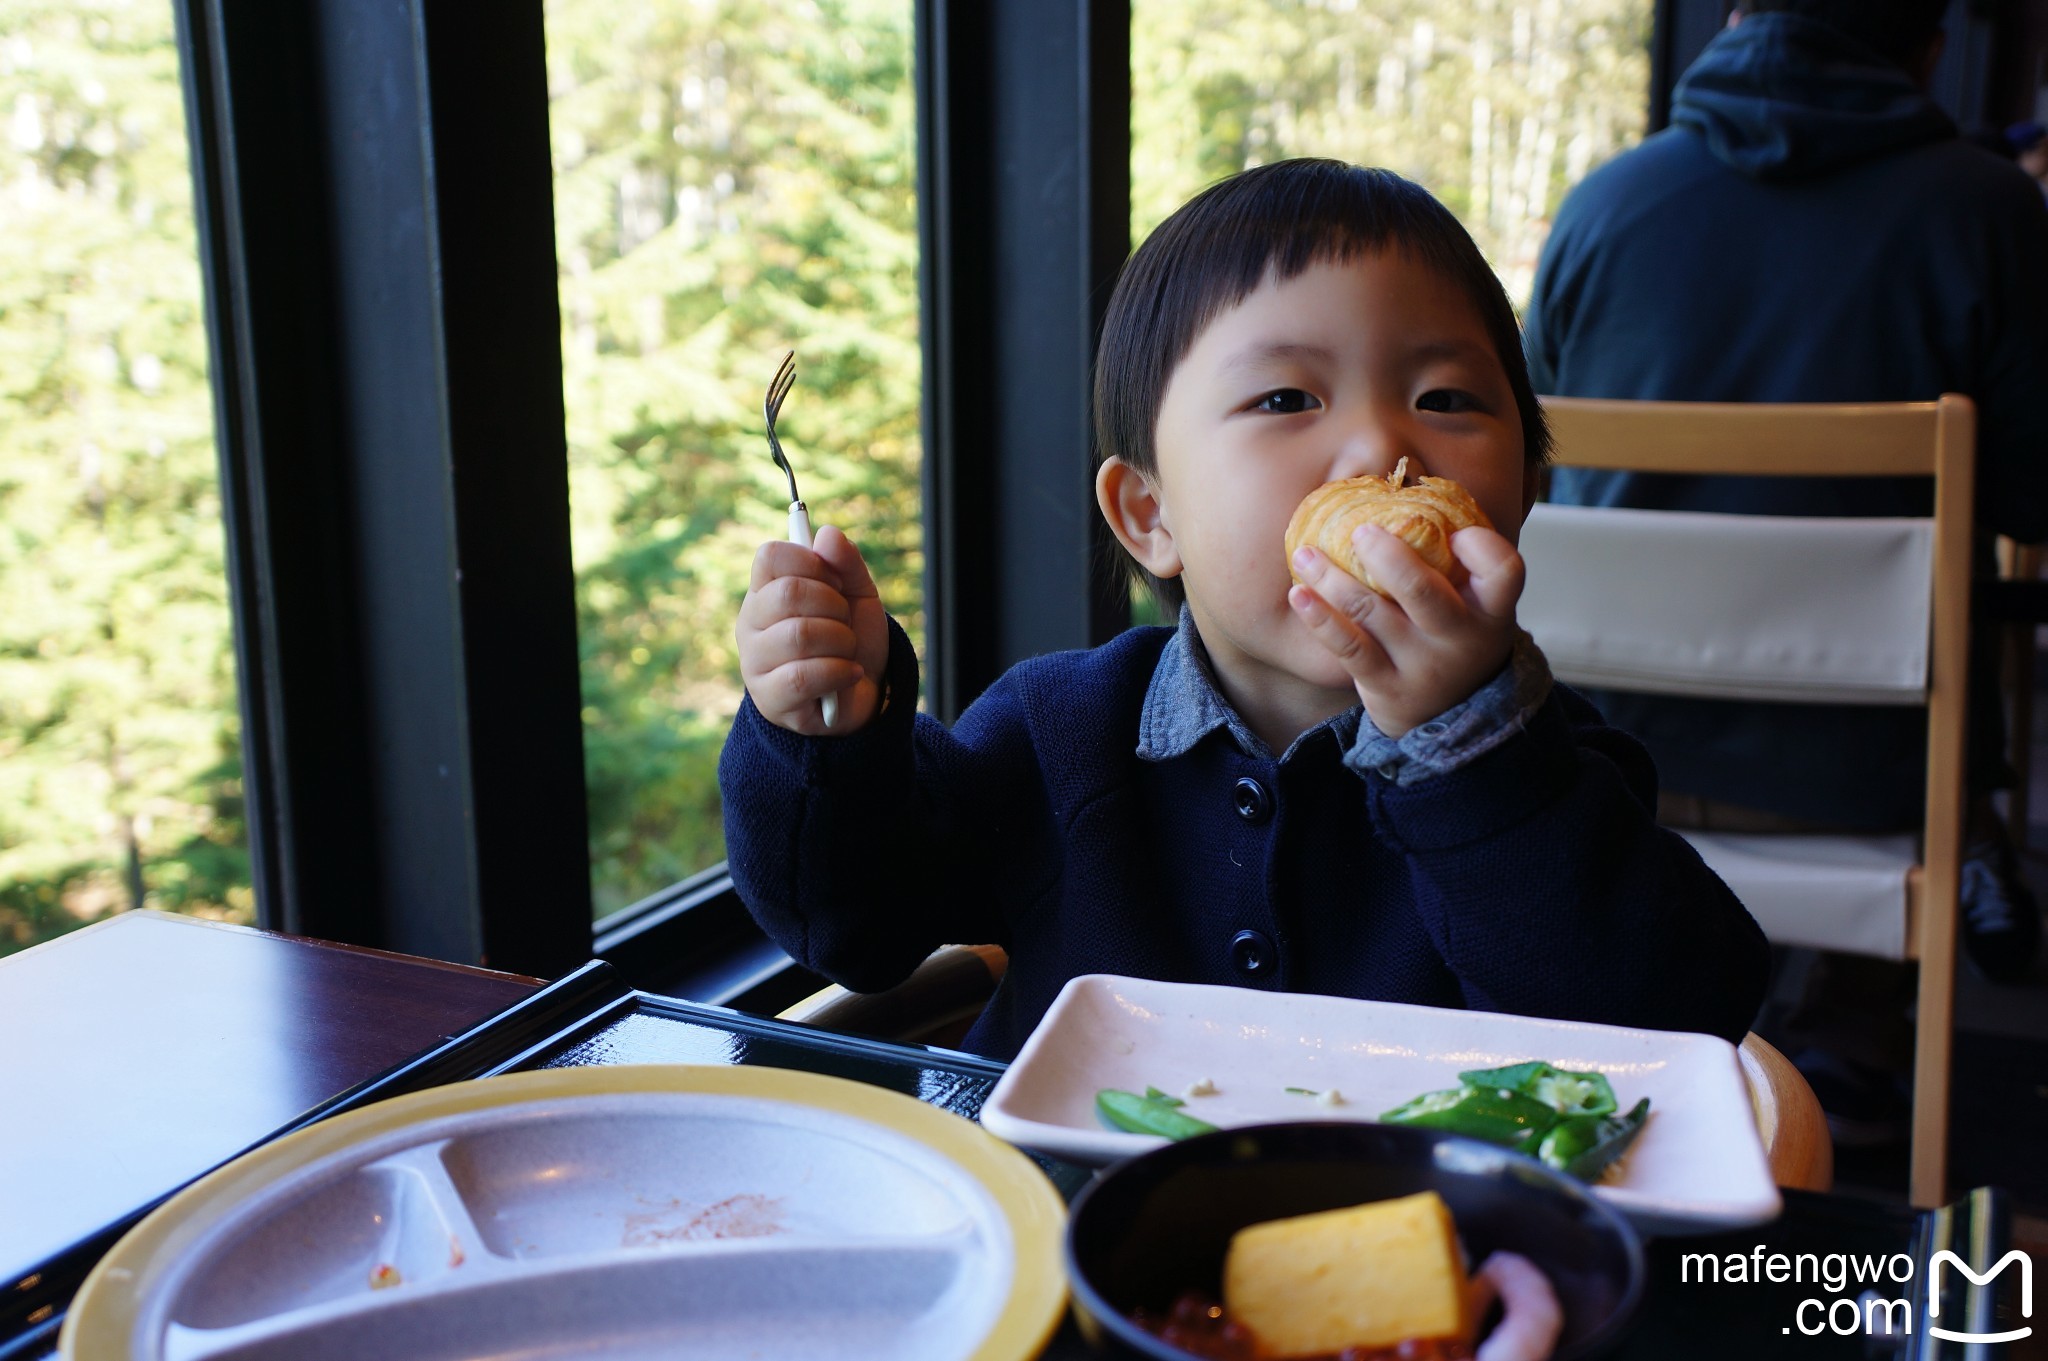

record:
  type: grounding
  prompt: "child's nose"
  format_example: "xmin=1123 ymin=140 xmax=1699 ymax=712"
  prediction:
xmin=1328 ymin=419 xmax=1424 ymax=482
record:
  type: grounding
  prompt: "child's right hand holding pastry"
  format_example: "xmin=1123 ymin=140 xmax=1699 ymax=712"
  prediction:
xmin=738 ymin=524 xmax=890 ymax=735
xmin=1285 ymin=466 xmax=1527 ymax=739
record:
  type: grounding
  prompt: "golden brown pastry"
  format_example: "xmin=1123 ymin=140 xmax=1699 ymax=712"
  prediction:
xmin=1284 ymin=457 xmax=1492 ymax=596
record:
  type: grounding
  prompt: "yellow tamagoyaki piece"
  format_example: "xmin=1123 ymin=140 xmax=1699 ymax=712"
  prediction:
xmin=1222 ymin=1189 xmax=1475 ymax=1358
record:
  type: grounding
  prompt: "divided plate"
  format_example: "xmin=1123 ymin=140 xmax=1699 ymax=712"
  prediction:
xmin=980 ymin=975 xmax=1780 ymax=1236
xmin=63 ymin=1065 xmax=1067 ymax=1361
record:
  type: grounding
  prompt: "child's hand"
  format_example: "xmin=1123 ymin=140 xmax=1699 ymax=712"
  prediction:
xmin=1288 ymin=522 xmax=1524 ymax=738
xmin=738 ymin=525 xmax=890 ymax=735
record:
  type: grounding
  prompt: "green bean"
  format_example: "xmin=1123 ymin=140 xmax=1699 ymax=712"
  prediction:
xmin=1097 ymin=1088 xmax=1220 ymax=1140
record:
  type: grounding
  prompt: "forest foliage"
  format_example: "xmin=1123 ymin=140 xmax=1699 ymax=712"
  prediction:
xmin=0 ymin=0 xmax=1648 ymax=951
xmin=0 ymin=0 xmax=248 ymax=953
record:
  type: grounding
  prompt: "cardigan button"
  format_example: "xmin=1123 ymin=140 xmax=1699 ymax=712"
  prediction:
xmin=1232 ymin=777 xmax=1272 ymax=824
xmin=1229 ymin=929 xmax=1275 ymax=978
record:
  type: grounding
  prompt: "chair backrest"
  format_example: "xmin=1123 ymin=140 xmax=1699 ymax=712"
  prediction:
xmin=1520 ymin=394 xmax=1975 ymax=840
xmin=1521 ymin=506 xmax=1934 ymax=704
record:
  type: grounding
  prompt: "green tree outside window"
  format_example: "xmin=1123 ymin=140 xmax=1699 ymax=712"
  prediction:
xmin=0 ymin=0 xmax=248 ymax=956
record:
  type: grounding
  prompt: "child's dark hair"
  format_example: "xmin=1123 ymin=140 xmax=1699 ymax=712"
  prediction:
xmin=1093 ymin=158 xmax=1551 ymax=614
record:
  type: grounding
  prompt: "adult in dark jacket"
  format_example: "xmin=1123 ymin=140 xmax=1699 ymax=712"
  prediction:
xmin=1524 ymin=0 xmax=2048 ymax=986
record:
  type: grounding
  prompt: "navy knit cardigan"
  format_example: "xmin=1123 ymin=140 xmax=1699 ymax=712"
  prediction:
xmin=719 ymin=621 xmax=1769 ymax=1060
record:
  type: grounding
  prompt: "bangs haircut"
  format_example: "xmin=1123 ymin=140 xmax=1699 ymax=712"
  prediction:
xmin=1093 ymin=158 xmax=1550 ymax=614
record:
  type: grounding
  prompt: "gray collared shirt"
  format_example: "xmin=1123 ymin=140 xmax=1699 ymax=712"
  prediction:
xmin=1136 ymin=606 xmax=1553 ymax=784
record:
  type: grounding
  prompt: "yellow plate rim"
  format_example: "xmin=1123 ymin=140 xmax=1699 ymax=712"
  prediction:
xmin=61 ymin=1063 xmax=1069 ymax=1361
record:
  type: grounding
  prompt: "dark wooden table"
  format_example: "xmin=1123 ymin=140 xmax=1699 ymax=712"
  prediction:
xmin=0 ymin=911 xmax=539 ymax=1350
xmin=3 ymin=911 xmax=2024 ymax=1361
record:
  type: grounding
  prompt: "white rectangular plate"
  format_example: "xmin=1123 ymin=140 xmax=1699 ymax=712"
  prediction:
xmin=980 ymin=975 xmax=1781 ymax=1236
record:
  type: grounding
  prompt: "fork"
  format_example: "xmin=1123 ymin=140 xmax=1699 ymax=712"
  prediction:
xmin=764 ymin=350 xmax=839 ymax=729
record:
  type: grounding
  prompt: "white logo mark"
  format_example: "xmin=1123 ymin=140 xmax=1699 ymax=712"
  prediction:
xmin=1927 ymin=1249 xmax=2033 ymax=1344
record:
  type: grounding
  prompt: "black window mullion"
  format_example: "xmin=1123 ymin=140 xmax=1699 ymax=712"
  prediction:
xmin=173 ymin=0 xmax=591 ymax=979
xmin=173 ymin=0 xmax=368 ymax=948
xmin=413 ymin=0 xmax=593 ymax=977
xmin=1649 ymin=0 xmax=1734 ymax=133
xmin=917 ymin=0 xmax=1132 ymax=721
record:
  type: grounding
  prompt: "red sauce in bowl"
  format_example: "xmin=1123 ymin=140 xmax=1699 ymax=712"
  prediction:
xmin=1130 ymin=1290 xmax=1476 ymax=1361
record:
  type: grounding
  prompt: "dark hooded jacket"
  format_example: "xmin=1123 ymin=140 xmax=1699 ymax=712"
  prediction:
xmin=1524 ymin=12 xmax=2048 ymax=828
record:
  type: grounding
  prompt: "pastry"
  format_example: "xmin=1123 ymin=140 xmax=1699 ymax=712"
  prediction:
xmin=1284 ymin=457 xmax=1491 ymax=595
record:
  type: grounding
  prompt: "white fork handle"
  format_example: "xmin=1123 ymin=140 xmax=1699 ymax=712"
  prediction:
xmin=787 ymin=501 xmax=840 ymax=729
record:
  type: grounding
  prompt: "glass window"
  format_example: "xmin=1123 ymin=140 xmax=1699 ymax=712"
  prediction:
xmin=1133 ymin=0 xmax=1654 ymax=303
xmin=0 ymin=1 xmax=248 ymax=956
xmin=545 ymin=0 xmax=922 ymax=918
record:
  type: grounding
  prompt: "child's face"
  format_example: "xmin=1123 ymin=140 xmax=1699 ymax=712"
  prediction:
xmin=1122 ymin=251 xmax=1535 ymax=700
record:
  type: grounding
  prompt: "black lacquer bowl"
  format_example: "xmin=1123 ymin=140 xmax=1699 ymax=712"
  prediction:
xmin=1064 ymin=1122 xmax=1644 ymax=1360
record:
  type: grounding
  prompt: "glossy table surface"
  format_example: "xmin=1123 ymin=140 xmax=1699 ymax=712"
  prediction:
xmin=0 ymin=911 xmax=539 ymax=1294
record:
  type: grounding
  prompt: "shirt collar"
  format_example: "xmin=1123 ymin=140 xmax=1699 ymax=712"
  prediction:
xmin=1136 ymin=605 xmax=1359 ymax=764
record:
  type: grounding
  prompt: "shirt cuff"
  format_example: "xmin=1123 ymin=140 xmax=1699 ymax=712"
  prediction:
xmin=1345 ymin=631 xmax=1555 ymax=786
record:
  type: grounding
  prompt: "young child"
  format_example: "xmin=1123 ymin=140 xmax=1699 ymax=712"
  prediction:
xmin=719 ymin=159 xmax=1768 ymax=1060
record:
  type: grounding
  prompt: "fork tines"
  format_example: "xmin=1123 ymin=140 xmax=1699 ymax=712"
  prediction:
xmin=765 ymin=349 xmax=800 ymax=505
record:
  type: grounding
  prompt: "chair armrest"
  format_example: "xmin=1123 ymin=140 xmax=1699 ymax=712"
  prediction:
xmin=777 ymin=945 xmax=1008 ymax=1048
xmin=1740 ymin=1032 xmax=1835 ymax=1193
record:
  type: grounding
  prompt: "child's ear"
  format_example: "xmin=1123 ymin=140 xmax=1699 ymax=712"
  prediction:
xmin=1095 ymin=458 xmax=1183 ymax=581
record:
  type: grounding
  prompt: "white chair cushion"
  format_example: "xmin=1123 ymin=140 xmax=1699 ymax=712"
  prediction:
xmin=1519 ymin=504 xmax=1933 ymax=704
xmin=1679 ymin=831 xmax=1917 ymax=959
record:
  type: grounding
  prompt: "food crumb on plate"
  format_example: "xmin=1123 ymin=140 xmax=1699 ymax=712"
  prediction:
xmin=1185 ymin=1077 xmax=1219 ymax=1098
xmin=1284 ymin=1085 xmax=1345 ymax=1106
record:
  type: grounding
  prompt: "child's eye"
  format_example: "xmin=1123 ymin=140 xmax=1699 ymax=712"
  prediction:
xmin=1417 ymin=389 xmax=1481 ymax=414
xmin=1252 ymin=389 xmax=1321 ymax=414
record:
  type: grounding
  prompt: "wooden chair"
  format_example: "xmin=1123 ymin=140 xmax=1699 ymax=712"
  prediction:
xmin=779 ymin=946 xmax=1835 ymax=1192
xmin=1739 ymin=1032 xmax=1834 ymax=1193
xmin=1518 ymin=395 xmax=1974 ymax=1206
xmin=778 ymin=944 xmax=1009 ymax=1051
